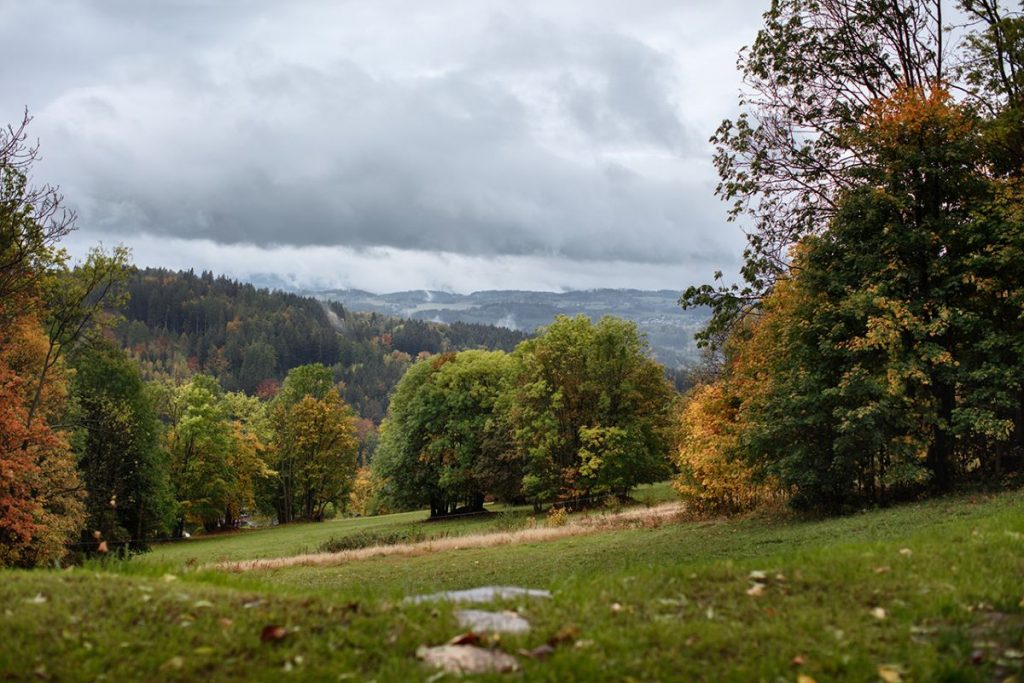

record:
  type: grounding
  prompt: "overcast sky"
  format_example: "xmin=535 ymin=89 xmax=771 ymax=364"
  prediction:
xmin=2 ymin=0 xmax=767 ymax=293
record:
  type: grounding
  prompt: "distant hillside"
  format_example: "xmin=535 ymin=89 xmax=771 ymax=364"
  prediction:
xmin=307 ymin=288 xmax=708 ymax=368
xmin=116 ymin=269 xmax=528 ymax=421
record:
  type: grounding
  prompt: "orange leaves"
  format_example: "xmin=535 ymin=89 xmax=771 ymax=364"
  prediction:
xmin=0 ymin=313 xmax=85 ymax=568
xmin=673 ymin=383 xmax=782 ymax=515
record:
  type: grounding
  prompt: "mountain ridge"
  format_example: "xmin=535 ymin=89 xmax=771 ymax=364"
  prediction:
xmin=304 ymin=286 xmax=709 ymax=368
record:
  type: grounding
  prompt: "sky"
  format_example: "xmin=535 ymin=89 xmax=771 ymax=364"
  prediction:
xmin=1 ymin=0 xmax=768 ymax=293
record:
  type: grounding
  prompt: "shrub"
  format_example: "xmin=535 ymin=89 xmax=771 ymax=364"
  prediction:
xmin=547 ymin=506 xmax=569 ymax=527
xmin=673 ymin=384 xmax=782 ymax=515
xmin=317 ymin=527 xmax=435 ymax=553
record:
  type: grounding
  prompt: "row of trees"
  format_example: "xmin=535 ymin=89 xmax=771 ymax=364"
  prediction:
xmin=120 ymin=268 xmax=527 ymax=419
xmin=73 ymin=357 xmax=362 ymax=550
xmin=0 ymin=113 xmax=370 ymax=566
xmin=676 ymin=0 xmax=1024 ymax=513
xmin=373 ymin=315 xmax=677 ymax=515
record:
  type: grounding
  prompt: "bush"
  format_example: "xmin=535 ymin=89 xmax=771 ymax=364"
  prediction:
xmin=317 ymin=527 xmax=436 ymax=553
xmin=547 ymin=507 xmax=569 ymax=527
xmin=673 ymin=384 xmax=783 ymax=515
xmin=491 ymin=510 xmax=528 ymax=532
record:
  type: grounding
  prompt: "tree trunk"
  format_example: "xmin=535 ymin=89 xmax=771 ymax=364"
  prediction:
xmin=927 ymin=381 xmax=956 ymax=492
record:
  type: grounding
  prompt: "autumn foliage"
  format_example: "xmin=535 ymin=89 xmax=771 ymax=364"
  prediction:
xmin=0 ymin=317 xmax=84 ymax=567
xmin=673 ymin=383 xmax=778 ymax=515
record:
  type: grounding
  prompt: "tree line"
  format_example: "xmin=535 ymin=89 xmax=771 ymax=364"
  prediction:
xmin=0 ymin=111 xmax=537 ymax=566
xmin=119 ymin=268 xmax=528 ymax=420
xmin=675 ymin=0 xmax=1024 ymax=513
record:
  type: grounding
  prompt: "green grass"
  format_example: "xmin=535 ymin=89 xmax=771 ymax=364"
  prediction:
xmin=3 ymin=489 xmax=1023 ymax=681
xmin=141 ymin=482 xmax=678 ymax=567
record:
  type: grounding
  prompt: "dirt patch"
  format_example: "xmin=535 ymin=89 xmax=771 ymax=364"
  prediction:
xmin=216 ymin=502 xmax=686 ymax=572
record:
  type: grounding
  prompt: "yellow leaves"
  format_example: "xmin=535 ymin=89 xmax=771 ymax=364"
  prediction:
xmin=673 ymin=383 xmax=782 ymax=515
xmin=877 ymin=664 xmax=904 ymax=683
xmin=861 ymin=86 xmax=972 ymax=150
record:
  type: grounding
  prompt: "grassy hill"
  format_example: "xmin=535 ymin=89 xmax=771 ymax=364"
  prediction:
xmin=2 ymin=488 xmax=1022 ymax=681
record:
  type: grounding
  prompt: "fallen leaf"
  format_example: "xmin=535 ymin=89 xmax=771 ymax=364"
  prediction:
xmin=874 ymin=566 xmax=891 ymax=574
xmin=193 ymin=600 xmax=214 ymax=609
xmin=878 ymin=664 xmax=903 ymax=683
xmin=899 ymin=548 xmax=913 ymax=557
xmin=871 ymin=607 xmax=887 ymax=620
xmin=24 ymin=593 xmax=47 ymax=605
xmin=749 ymin=570 xmax=767 ymax=581
xmin=446 ymin=632 xmax=482 ymax=647
xmin=417 ymin=645 xmax=519 ymax=674
xmin=260 ymin=625 xmax=288 ymax=643
xmin=160 ymin=656 xmax=185 ymax=671
xmin=162 ymin=574 xmax=178 ymax=583
xmin=218 ymin=618 xmax=234 ymax=628
xmin=746 ymin=583 xmax=765 ymax=597
xmin=1005 ymin=649 xmax=1024 ymax=659
xmin=519 ymin=644 xmax=556 ymax=660
xmin=548 ymin=625 xmax=580 ymax=646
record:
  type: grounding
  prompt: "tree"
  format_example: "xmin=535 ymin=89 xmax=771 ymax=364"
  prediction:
xmin=270 ymin=364 xmax=358 ymax=522
xmin=673 ymin=382 xmax=780 ymax=515
xmin=0 ymin=111 xmax=76 ymax=331
xmin=24 ymin=246 xmax=132 ymax=434
xmin=683 ymin=0 xmax=947 ymax=343
xmin=71 ymin=342 xmax=174 ymax=550
xmin=222 ymin=391 xmax=275 ymax=526
xmin=372 ymin=360 xmax=442 ymax=514
xmin=374 ymin=351 xmax=519 ymax=517
xmin=164 ymin=375 xmax=234 ymax=534
xmin=692 ymin=86 xmax=1024 ymax=511
xmin=0 ymin=314 xmax=85 ymax=566
xmin=506 ymin=315 xmax=676 ymax=507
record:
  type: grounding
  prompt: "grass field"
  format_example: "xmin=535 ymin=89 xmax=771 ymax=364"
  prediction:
xmin=2 ymin=486 xmax=1023 ymax=681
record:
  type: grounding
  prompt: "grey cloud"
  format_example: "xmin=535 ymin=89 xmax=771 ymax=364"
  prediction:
xmin=3 ymin=0 xmax=761 ymax=288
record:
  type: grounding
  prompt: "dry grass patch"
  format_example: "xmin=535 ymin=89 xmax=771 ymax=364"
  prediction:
xmin=218 ymin=502 xmax=686 ymax=572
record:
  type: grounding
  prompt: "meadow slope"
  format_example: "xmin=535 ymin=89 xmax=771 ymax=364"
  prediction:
xmin=2 ymin=489 xmax=1022 ymax=681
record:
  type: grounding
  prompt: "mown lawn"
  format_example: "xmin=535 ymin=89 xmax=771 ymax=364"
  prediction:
xmin=2 ymin=488 xmax=1022 ymax=681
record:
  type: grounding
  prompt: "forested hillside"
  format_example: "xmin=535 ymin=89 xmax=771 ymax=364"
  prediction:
xmin=116 ymin=269 xmax=528 ymax=421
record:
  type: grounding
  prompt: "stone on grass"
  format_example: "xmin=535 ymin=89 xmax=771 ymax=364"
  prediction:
xmin=405 ymin=585 xmax=551 ymax=605
xmin=455 ymin=609 xmax=531 ymax=634
xmin=417 ymin=645 xmax=520 ymax=674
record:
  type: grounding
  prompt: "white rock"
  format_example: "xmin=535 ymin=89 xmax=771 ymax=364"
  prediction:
xmin=455 ymin=609 xmax=531 ymax=634
xmin=417 ymin=645 xmax=519 ymax=674
xmin=405 ymin=585 xmax=551 ymax=605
